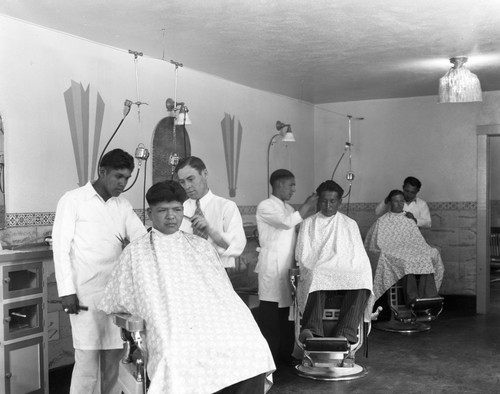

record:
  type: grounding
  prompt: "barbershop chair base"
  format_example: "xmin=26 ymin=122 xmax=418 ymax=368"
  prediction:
xmin=295 ymin=361 xmax=367 ymax=381
xmin=294 ymin=338 xmax=367 ymax=381
xmin=373 ymin=318 xmax=431 ymax=334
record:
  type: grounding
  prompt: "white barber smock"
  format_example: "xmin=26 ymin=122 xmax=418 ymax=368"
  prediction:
xmin=52 ymin=182 xmax=146 ymax=349
xmin=180 ymin=190 xmax=246 ymax=268
xmin=255 ymin=195 xmax=303 ymax=307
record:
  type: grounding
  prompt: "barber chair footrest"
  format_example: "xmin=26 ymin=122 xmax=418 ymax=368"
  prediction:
xmin=410 ymin=297 xmax=444 ymax=311
xmin=304 ymin=337 xmax=350 ymax=352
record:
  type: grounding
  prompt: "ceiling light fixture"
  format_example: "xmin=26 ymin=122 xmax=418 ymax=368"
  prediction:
xmin=438 ymin=57 xmax=482 ymax=103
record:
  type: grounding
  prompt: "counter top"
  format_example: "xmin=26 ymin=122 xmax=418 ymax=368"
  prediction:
xmin=0 ymin=245 xmax=53 ymax=262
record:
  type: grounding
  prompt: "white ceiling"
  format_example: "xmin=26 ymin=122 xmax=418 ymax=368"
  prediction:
xmin=2 ymin=0 xmax=500 ymax=104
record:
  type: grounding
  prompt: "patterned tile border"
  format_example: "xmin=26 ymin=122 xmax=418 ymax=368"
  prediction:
xmin=4 ymin=201 xmax=478 ymax=227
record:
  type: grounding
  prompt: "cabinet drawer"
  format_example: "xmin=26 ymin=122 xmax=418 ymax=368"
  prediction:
xmin=4 ymin=336 xmax=44 ymax=394
xmin=2 ymin=261 xmax=43 ymax=299
xmin=3 ymin=298 xmax=43 ymax=341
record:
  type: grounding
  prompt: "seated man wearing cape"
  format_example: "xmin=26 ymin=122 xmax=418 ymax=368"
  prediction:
xmin=364 ymin=189 xmax=444 ymax=311
xmin=295 ymin=180 xmax=373 ymax=344
xmin=99 ymin=181 xmax=275 ymax=394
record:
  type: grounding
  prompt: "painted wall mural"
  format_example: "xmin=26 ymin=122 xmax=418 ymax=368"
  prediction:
xmin=221 ymin=113 xmax=243 ymax=197
xmin=64 ymin=81 xmax=105 ymax=185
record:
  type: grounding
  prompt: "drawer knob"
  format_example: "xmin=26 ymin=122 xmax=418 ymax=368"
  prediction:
xmin=5 ymin=372 xmax=12 ymax=379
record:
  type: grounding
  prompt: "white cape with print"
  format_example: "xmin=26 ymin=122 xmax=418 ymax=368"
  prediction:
xmin=99 ymin=230 xmax=274 ymax=394
xmin=364 ymin=212 xmax=444 ymax=305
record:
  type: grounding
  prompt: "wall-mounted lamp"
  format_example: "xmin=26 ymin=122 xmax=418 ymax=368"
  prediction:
xmin=438 ymin=57 xmax=482 ymax=103
xmin=267 ymin=121 xmax=296 ymax=196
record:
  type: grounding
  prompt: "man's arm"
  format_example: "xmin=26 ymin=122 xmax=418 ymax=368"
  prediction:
xmin=52 ymin=194 xmax=80 ymax=313
xmin=124 ymin=202 xmax=148 ymax=241
xmin=257 ymin=200 xmax=303 ymax=230
xmin=257 ymin=194 xmax=318 ymax=229
xmin=217 ymin=202 xmax=246 ymax=257
xmin=415 ymin=200 xmax=432 ymax=228
xmin=375 ymin=200 xmax=389 ymax=217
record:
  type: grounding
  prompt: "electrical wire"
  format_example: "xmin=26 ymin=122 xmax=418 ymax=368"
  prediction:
xmin=123 ymin=163 xmax=142 ymax=192
xmin=141 ymin=158 xmax=148 ymax=224
xmin=330 ymin=151 xmax=346 ymax=180
xmin=97 ymin=115 xmax=128 ymax=169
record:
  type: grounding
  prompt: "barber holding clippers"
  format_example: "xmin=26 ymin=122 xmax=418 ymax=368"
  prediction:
xmin=53 ymin=149 xmax=146 ymax=394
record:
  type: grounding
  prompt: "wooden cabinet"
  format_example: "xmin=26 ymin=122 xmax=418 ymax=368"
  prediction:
xmin=0 ymin=253 xmax=50 ymax=394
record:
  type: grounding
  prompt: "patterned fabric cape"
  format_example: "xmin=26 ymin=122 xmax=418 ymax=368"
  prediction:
xmin=99 ymin=230 xmax=275 ymax=394
xmin=295 ymin=212 xmax=373 ymax=321
xmin=364 ymin=212 xmax=445 ymax=309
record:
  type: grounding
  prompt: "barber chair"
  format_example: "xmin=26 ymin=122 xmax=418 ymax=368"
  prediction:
xmin=113 ymin=313 xmax=148 ymax=394
xmin=289 ymin=268 xmax=368 ymax=381
xmin=374 ymin=279 xmax=444 ymax=334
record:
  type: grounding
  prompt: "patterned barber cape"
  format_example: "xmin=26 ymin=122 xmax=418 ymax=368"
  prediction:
xmin=364 ymin=211 xmax=444 ymax=309
xmin=99 ymin=230 xmax=275 ymax=394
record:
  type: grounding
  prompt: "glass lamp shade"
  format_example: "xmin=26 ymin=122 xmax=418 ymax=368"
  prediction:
xmin=282 ymin=130 xmax=296 ymax=142
xmin=175 ymin=111 xmax=192 ymax=125
xmin=438 ymin=57 xmax=482 ymax=103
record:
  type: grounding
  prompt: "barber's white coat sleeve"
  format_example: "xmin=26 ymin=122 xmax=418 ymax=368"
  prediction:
xmin=52 ymin=194 xmax=77 ymax=297
xmin=416 ymin=201 xmax=432 ymax=228
xmin=257 ymin=200 xmax=303 ymax=229
xmin=219 ymin=202 xmax=246 ymax=258
xmin=124 ymin=203 xmax=148 ymax=241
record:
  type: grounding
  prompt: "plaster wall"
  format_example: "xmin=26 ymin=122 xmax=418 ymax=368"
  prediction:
xmin=312 ymin=94 xmax=500 ymax=203
xmin=0 ymin=15 xmax=315 ymax=216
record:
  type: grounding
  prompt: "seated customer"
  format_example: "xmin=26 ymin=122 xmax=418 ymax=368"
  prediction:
xmin=295 ymin=180 xmax=373 ymax=344
xmin=99 ymin=181 xmax=275 ymax=394
xmin=365 ymin=190 xmax=444 ymax=310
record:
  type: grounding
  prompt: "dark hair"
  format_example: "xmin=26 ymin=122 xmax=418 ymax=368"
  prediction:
xmin=385 ymin=189 xmax=404 ymax=204
xmin=175 ymin=156 xmax=206 ymax=174
xmin=270 ymin=169 xmax=294 ymax=187
xmin=316 ymin=180 xmax=344 ymax=198
xmin=146 ymin=181 xmax=187 ymax=206
xmin=100 ymin=149 xmax=134 ymax=171
xmin=403 ymin=176 xmax=421 ymax=190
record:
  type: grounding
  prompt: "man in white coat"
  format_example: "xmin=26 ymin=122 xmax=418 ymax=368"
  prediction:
xmin=53 ymin=149 xmax=147 ymax=394
xmin=176 ymin=156 xmax=247 ymax=269
xmin=255 ymin=169 xmax=317 ymax=365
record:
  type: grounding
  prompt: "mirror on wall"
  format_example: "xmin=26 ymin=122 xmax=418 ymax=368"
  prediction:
xmin=0 ymin=114 xmax=4 ymax=229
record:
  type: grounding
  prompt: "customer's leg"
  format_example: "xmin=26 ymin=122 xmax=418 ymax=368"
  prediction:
xmin=100 ymin=348 xmax=124 ymax=394
xmin=335 ymin=289 xmax=369 ymax=343
xmin=70 ymin=349 xmax=99 ymax=394
xmin=402 ymin=275 xmax=419 ymax=307
xmin=301 ymin=291 xmax=325 ymax=337
xmin=417 ymin=274 xmax=439 ymax=298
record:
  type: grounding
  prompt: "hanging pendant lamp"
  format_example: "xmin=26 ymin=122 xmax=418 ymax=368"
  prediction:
xmin=438 ymin=57 xmax=482 ymax=103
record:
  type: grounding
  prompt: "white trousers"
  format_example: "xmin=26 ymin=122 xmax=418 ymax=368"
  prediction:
xmin=70 ymin=348 xmax=123 ymax=394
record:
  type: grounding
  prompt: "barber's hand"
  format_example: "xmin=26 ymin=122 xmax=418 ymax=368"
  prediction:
xmin=405 ymin=211 xmax=417 ymax=224
xmin=191 ymin=215 xmax=210 ymax=233
xmin=299 ymin=193 xmax=319 ymax=219
xmin=61 ymin=294 xmax=80 ymax=314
